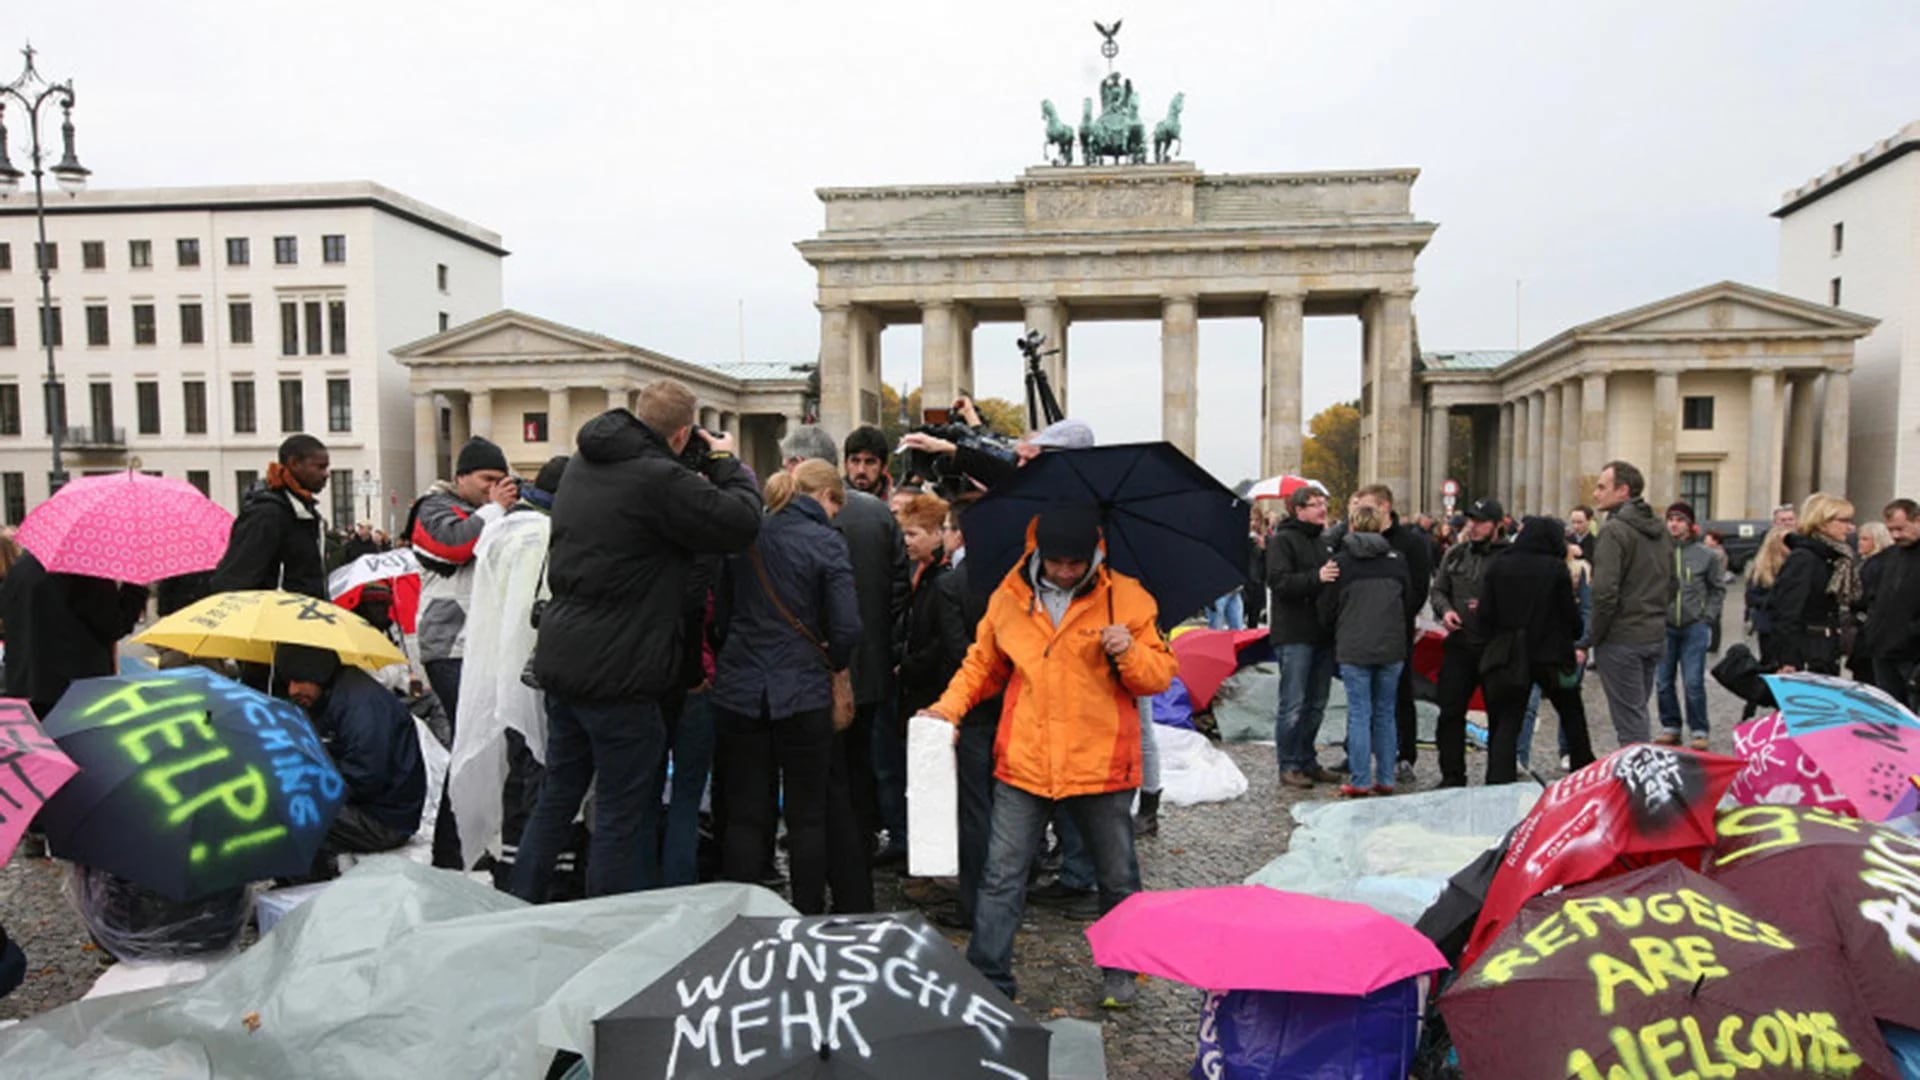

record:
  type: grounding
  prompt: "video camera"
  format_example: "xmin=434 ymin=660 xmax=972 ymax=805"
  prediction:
xmin=900 ymin=393 xmax=1018 ymax=501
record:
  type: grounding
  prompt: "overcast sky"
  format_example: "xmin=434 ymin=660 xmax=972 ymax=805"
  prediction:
xmin=17 ymin=1 xmax=1918 ymax=484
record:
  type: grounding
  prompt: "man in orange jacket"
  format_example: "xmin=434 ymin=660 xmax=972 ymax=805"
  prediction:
xmin=916 ymin=505 xmax=1177 ymax=1007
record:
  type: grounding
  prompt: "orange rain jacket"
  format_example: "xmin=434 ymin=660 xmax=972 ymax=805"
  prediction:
xmin=929 ymin=527 xmax=1178 ymax=800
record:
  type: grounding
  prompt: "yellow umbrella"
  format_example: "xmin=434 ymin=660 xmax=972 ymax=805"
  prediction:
xmin=133 ymin=590 xmax=406 ymax=672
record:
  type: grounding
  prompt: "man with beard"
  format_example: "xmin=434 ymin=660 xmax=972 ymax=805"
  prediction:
xmin=843 ymin=425 xmax=894 ymax=503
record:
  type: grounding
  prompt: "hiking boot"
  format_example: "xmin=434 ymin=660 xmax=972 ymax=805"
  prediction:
xmin=1132 ymin=790 xmax=1161 ymax=837
xmin=1653 ymin=730 xmax=1682 ymax=746
xmin=1689 ymin=735 xmax=1711 ymax=751
xmin=1100 ymin=969 xmax=1139 ymax=1010
xmin=1279 ymin=769 xmax=1314 ymax=789
xmin=1029 ymin=879 xmax=1096 ymax=905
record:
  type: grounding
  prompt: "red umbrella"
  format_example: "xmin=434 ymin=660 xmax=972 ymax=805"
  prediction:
xmin=1170 ymin=628 xmax=1270 ymax=711
xmin=1458 ymin=744 xmax=1744 ymax=972
xmin=1246 ymin=474 xmax=1326 ymax=502
xmin=327 ymin=550 xmax=421 ymax=635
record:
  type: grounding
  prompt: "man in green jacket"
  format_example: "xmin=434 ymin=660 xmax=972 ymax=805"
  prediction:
xmin=1655 ymin=501 xmax=1724 ymax=750
xmin=1589 ymin=461 xmax=1676 ymax=746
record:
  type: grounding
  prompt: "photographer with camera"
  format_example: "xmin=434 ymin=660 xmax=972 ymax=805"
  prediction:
xmin=512 ymin=380 xmax=764 ymax=901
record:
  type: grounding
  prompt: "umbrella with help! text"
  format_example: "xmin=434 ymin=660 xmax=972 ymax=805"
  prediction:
xmin=15 ymin=472 xmax=233 ymax=585
xmin=1764 ymin=673 xmax=1920 ymax=820
xmin=0 ymin=699 xmax=79 ymax=865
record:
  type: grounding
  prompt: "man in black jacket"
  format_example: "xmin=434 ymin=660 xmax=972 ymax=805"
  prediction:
xmin=514 ymin=379 xmax=762 ymax=900
xmin=209 ymin=434 xmax=330 ymax=598
xmin=1357 ymin=484 xmax=1434 ymax=781
xmin=1267 ymin=485 xmax=1339 ymax=788
xmin=1863 ymin=498 xmax=1920 ymax=707
xmin=280 ymin=643 xmax=425 ymax=873
xmin=0 ymin=552 xmax=147 ymax=718
xmin=1429 ymin=498 xmax=1508 ymax=788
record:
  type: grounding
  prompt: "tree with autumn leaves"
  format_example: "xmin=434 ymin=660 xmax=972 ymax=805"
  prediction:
xmin=1301 ymin=400 xmax=1361 ymax=511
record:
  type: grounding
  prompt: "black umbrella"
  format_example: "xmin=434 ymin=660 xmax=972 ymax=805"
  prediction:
xmin=1412 ymin=832 xmax=1511 ymax=968
xmin=964 ymin=442 xmax=1248 ymax=627
xmin=595 ymin=911 xmax=1051 ymax=1079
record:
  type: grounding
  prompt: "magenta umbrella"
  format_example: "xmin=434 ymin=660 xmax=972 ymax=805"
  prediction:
xmin=0 ymin=699 xmax=79 ymax=865
xmin=1086 ymin=885 xmax=1447 ymax=994
xmin=16 ymin=472 xmax=234 ymax=585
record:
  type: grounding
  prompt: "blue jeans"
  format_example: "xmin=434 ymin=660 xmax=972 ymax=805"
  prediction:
xmin=968 ymin=783 xmax=1140 ymax=998
xmin=638 ymin=688 xmax=716 ymax=889
xmin=1274 ymin=642 xmax=1335 ymax=774
xmin=871 ymin=690 xmax=908 ymax=851
xmin=511 ymin=694 xmax=667 ymax=900
xmin=1339 ymin=662 xmax=1404 ymax=789
xmin=1206 ymin=592 xmax=1246 ymax=630
xmin=1056 ymin=808 xmax=1095 ymax=891
xmin=1517 ymin=661 xmax=1579 ymax=768
xmin=1657 ymin=622 xmax=1712 ymax=737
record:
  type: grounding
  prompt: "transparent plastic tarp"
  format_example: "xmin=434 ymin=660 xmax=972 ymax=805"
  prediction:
xmin=1244 ymin=783 xmax=1540 ymax=924
xmin=1210 ymin=666 xmax=1439 ymax=746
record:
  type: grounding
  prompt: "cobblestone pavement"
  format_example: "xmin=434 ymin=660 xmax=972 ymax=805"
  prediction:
xmin=1 ymin=650 xmax=1753 ymax=1075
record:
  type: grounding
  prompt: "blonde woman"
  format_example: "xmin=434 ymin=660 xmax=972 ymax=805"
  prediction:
xmin=1766 ymin=493 xmax=1860 ymax=675
xmin=1744 ymin=527 xmax=1791 ymax=666
xmin=1850 ymin=520 xmax=1896 ymax=681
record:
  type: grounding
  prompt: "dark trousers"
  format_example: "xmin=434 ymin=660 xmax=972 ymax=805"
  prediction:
xmin=871 ymin=690 xmax=908 ymax=850
xmin=1434 ymin=635 xmax=1483 ymax=787
xmin=955 ymin=713 xmax=999 ymax=925
xmin=827 ymin=724 xmax=875 ymax=913
xmin=716 ymin=705 xmax=843 ymax=915
xmin=844 ymin=702 xmax=882 ymax=842
xmin=310 ymin=804 xmax=413 ymax=879
xmin=1874 ymin=657 xmax=1917 ymax=711
xmin=648 ymin=688 xmax=716 ymax=889
xmin=1484 ymin=667 xmax=1596 ymax=784
xmin=511 ymin=694 xmax=668 ymax=900
xmin=1396 ymin=624 xmax=1418 ymax=764
xmin=423 ymin=658 xmax=464 ymax=869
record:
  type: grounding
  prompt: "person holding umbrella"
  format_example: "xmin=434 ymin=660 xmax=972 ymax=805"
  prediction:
xmin=0 ymin=554 xmax=147 ymax=720
xmin=209 ymin=434 xmax=331 ymax=599
xmin=916 ymin=504 xmax=1178 ymax=1009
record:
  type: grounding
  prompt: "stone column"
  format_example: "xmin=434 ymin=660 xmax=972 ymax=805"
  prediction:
xmin=1497 ymin=401 xmax=1514 ymax=505
xmin=1022 ymin=297 xmax=1070 ymax=416
xmin=1513 ymin=394 xmax=1531 ymax=512
xmin=718 ymin=410 xmax=738 ymax=436
xmin=1160 ymin=294 xmax=1199 ymax=458
xmin=1784 ymin=375 xmax=1817 ymax=503
xmin=953 ymin=304 xmax=977 ymax=400
xmin=698 ymin=406 xmax=719 ymax=430
xmin=1372 ymin=290 xmax=1416 ymax=499
xmin=1540 ymin=383 xmax=1562 ymax=515
xmin=1427 ymin=401 xmax=1450 ymax=513
xmin=547 ymin=386 xmax=572 ymax=452
xmin=1651 ymin=370 xmax=1680 ymax=505
xmin=467 ymin=388 xmax=494 ymax=442
xmin=920 ymin=301 xmax=959 ymax=411
xmin=448 ymin=392 xmax=470 ymax=452
xmin=1580 ymin=372 xmax=1609 ymax=494
xmin=413 ymin=392 xmax=437 ymax=495
xmin=605 ymin=384 xmax=628 ymax=415
xmin=1819 ymin=369 xmax=1850 ymax=493
xmin=1559 ymin=380 xmax=1581 ymax=513
xmin=1262 ymin=291 xmax=1305 ymax=478
xmin=817 ymin=303 xmax=854 ymax=438
xmin=1747 ymin=370 xmax=1780 ymax=517
xmin=1526 ymin=390 xmax=1546 ymax=515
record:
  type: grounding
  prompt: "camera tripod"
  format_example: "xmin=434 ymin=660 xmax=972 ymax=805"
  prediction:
xmin=1018 ymin=330 xmax=1065 ymax=431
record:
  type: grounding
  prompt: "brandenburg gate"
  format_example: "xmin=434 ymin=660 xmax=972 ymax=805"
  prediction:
xmin=797 ymin=163 xmax=1436 ymax=492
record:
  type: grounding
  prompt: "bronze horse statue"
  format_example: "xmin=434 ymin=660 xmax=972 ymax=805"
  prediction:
xmin=1041 ymin=100 xmax=1076 ymax=166
xmin=1154 ymin=92 xmax=1185 ymax=163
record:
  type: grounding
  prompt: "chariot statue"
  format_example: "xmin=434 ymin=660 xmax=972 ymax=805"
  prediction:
xmin=1035 ymin=20 xmax=1185 ymax=167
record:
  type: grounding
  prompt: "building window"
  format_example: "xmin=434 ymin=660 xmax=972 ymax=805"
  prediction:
xmin=229 ymin=301 xmax=253 ymax=345
xmin=1831 ymin=277 xmax=1843 ymax=307
xmin=128 ymin=239 xmax=152 ymax=269
xmin=132 ymin=303 xmax=156 ymax=345
xmin=136 ymin=380 xmax=160 ymax=435
xmin=327 ymin=378 xmax=351 ymax=432
xmin=523 ymin=412 xmax=549 ymax=442
xmin=85 ymin=304 xmax=109 ymax=347
xmin=1 ymin=473 xmax=22 ymax=525
xmin=0 ymin=385 xmax=17 ymax=435
xmin=274 ymin=236 xmax=297 ymax=265
xmin=180 ymin=303 xmax=205 ymax=345
xmin=436 ymin=263 xmax=448 ymax=291
xmin=1679 ymin=471 xmax=1714 ymax=522
xmin=176 ymin=239 xmax=200 ymax=268
xmin=322 ymin=235 xmax=346 ymax=264
xmin=304 ymin=301 xmax=322 ymax=356
xmin=88 ymin=382 xmax=114 ymax=435
xmin=44 ymin=382 xmax=66 ymax=435
xmin=279 ymin=378 xmax=304 ymax=432
xmin=1682 ymin=396 xmax=1714 ymax=430
xmin=186 ymin=470 xmax=209 ymax=496
xmin=438 ymin=311 xmax=450 ymax=332
xmin=1832 ymin=222 xmax=1844 ymax=255
xmin=39 ymin=305 xmax=61 ymax=348
xmin=0 ymin=243 xmax=10 ymax=270
xmin=81 ymin=241 xmax=105 ymax=270
xmin=234 ymin=469 xmax=258 ymax=509
xmin=226 ymin=237 xmax=250 ymax=266
xmin=279 ymin=302 xmax=298 ymax=355
xmin=231 ymin=380 xmax=256 ymax=434
xmin=0 ymin=307 xmax=11 ymax=348
xmin=331 ymin=470 xmax=354 ymax=527
xmin=328 ymin=300 xmax=347 ymax=354
xmin=183 ymin=380 xmax=207 ymax=434
xmin=35 ymin=242 xmax=56 ymax=271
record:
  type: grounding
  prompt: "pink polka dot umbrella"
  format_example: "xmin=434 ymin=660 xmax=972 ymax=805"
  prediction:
xmin=16 ymin=472 xmax=234 ymax=585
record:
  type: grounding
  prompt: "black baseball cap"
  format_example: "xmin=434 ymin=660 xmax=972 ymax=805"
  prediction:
xmin=1465 ymin=498 xmax=1504 ymax=522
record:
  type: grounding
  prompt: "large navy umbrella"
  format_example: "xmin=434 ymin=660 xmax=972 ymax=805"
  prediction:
xmin=965 ymin=442 xmax=1250 ymax=627
xmin=35 ymin=666 xmax=345 ymax=900
xmin=596 ymin=911 xmax=1050 ymax=1079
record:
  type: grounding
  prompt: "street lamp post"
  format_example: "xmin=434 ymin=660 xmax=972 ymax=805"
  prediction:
xmin=0 ymin=44 xmax=91 ymax=491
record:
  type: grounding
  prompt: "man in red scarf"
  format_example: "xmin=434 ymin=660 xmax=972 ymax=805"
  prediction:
xmin=210 ymin=434 xmax=331 ymax=599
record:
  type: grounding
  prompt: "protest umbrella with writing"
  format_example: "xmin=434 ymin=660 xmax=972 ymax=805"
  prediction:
xmin=1458 ymin=744 xmax=1744 ymax=973
xmin=0 ymin=699 xmax=78 ymax=865
xmin=1727 ymin=713 xmax=1858 ymax=817
xmin=34 ymin=667 xmax=344 ymax=900
xmin=1763 ymin=674 xmax=1920 ymax=821
xmin=1706 ymin=804 xmax=1920 ymax=1031
xmin=595 ymin=911 xmax=1049 ymax=1080
xmin=327 ymin=549 xmax=422 ymax=635
xmin=1443 ymin=861 xmax=1899 ymax=1080
xmin=133 ymin=589 xmax=406 ymax=673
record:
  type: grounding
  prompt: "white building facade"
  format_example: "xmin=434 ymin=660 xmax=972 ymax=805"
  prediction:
xmin=0 ymin=181 xmax=504 ymax=530
xmin=1776 ymin=120 xmax=1920 ymax=509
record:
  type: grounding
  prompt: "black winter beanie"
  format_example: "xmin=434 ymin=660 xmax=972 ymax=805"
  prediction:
xmin=455 ymin=437 xmax=508 ymax=477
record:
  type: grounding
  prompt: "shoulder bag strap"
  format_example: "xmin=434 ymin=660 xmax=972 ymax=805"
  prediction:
xmin=748 ymin=547 xmax=832 ymax=667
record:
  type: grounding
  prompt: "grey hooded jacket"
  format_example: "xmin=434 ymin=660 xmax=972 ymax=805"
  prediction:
xmin=1590 ymin=498 xmax=1675 ymax=648
xmin=1668 ymin=536 xmax=1727 ymax=629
